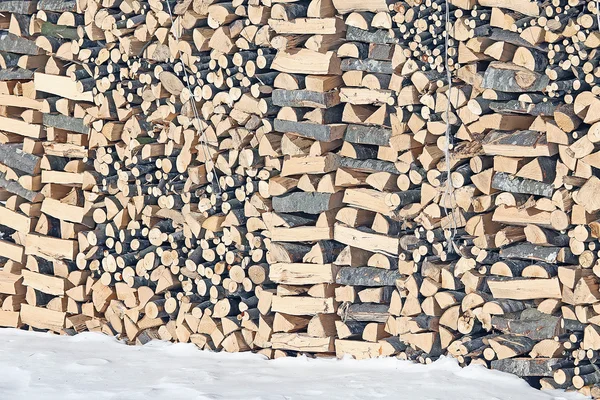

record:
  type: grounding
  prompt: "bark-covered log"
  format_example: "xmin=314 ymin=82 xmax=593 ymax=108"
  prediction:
xmin=344 ymin=124 xmax=392 ymax=146
xmin=273 ymin=89 xmax=340 ymax=108
xmin=338 ymin=303 xmax=390 ymax=323
xmin=0 ymin=144 xmax=41 ymax=175
xmin=42 ymin=114 xmax=89 ymax=134
xmin=0 ymin=0 xmax=37 ymax=13
xmin=482 ymin=62 xmax=549 ymax=93
xmin=491 ymin=358 xmax=560 ymax=377
xmin=336 ymin=267 xmax=402 ymax=287
xmin=339 ymin=157 xmax=399 ymax=174
xmin=272 ymin=192 xmax=343 ymax=214
xmin=0 ymin=172 xmax=43 ymax=202
xmin=346 ymin=26 xmax=397 ymax=45
xmin=341 ymin=58 xmax=394 ymax=74
xmin=274 ymin=119 xmax=346 ymax=142
xmin=0 ymin=32 xmax=41 ymax=55
xmin=492 ymin=172 xmax=554 ymax=197
xmin=499 ymin=244 xmax=575 ymax=264
xmin=37 ymin=0 xmax=77 ymax=12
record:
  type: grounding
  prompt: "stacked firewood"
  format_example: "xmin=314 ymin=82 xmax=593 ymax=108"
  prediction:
xmin=4 ymin=0 xmax=600 ymax=397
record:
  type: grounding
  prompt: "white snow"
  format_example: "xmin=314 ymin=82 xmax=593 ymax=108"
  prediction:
xmin=0 ymin=328 xmax=587 ymax=400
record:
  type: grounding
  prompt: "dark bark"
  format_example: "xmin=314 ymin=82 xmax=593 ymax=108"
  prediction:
xmin=272 ymin=89 xmax=340 ymax=108
xmin=43 ymin=113 xmax=89 ymax=134
xmin=272 ymin=192 xmax=342 ymax=214
xmin=339 ymin=156 xmax=399 ymax=174
xmin=0 ymin=172 xmax=43 ymax=202
xmin=492 ymin=172 xmax=554 ymax=197
xmin=346 ymin=26 xmax=397 ymax=45
xmin=338 ymin=302 xmax=390 ymax=323
xmin=37 ymin=0 xmax=77 ymax=12
xmin=491 ymin=314 xmax=561 ymax=340
xmin=0 ymin=32 xmax=41 ymax=56
xmin=482 ymin=62 xmax=549 ymax=92
xmin=344 ymin=124 xmax=393 ymax=146
xmin=499 ymin=244 xmax=574 ymax=264
xmin=0 ymin=0 xmax=37 ymax=13
xmin=0 ymin=144 xmax=41 ymax=175
xmin=336 ymin=266 xmax=402 ymax=287
xmin=274 ymin=119 xmax=345 ymax=142
xmin=491 ymin=358 xmax=561 ymax=377
xmin=341 ymin=58 xmax=394 ymax=75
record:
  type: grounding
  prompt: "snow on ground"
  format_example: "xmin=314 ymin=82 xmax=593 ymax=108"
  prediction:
xmin=0 ymin=329 xmax=587 ymax=400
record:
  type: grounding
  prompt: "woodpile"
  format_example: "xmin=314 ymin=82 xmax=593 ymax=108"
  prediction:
xmin=3 ymin=0 xmax=600 ymax=396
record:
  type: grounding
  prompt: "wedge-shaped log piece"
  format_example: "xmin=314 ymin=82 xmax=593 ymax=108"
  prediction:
xmin=0 ymin=205 xmax=35 ymax=233
xmin=274 ymin=119 xmax=346 ymax=142
xmin=487 ymin=277 xmax=562 ymax=300
xmin=335 ymin=338 xmax=406 ymax=359
xmin=271 ymin=333 xmax=334 ymax=352
xmin=488 ymin=334 xmax=536 ymax=359
xmin=22 ymin=270 xmax=72 ymax=296
xmin=0 ymin=240 xmax=25 ymax=263
xmin=269 ymin=263 xmax=339 ymax=285
xmin=0 ymin=116 xmax=43 ymax=138
xmin=20 ymin=304 xmax=65 ymax=332
xmin=281 ymin=154 xmax=341 ymax=176
xmin=273 ymin=191 xmax=343 ymax=214
xmin=25 ymin=234 xmax=78 ymax=261
xmin=271 ymin=296 xmax=337 ymax=315
xmin=269 ymin=18 xmax=344 ymax=34
xmin=34 ymin=73 xmax=94 ymax=102
xmin=334 ymin=223 xmax=399 ymax=255
xmin=482 ymin=130 xmax=557 ymax=157
xmin=272 ymin=49 xmax=341 ymax=75
xmin=478 ymin=0 xmax=540 ymax=16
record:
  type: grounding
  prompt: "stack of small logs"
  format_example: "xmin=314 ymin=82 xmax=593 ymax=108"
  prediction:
xmin=4 ymin=0 xmax=600 ymax=397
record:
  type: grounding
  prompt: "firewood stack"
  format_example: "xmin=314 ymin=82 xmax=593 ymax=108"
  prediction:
xmin=4 ymin=0 xmax=600 ymax=396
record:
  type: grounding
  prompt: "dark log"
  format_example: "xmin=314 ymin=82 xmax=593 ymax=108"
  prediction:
xmin=341 ymin=58 xmax=394 ymax=75
xmin=344 ymin=124 xmax=392 ymax=146
xmin=482 ymin=62 xmax=549 ymax=93
xmin=0 ymin=144 xmax=41 ymax=175
xmin=0 ymin=32 xmax=41 ymax=56
xmin=338 ymin=303 xmax=389 ymax=323
xmin=339 ymin=157 xmax=399 ymax=174
xmin=491 ymin=358 xmax=561 ymax=377
xmin=37 ymin=0 xmax=77 ymax=12
xmin=492 ymin=172 xmax=553 ymax=197
xmin=42 ymin=114 xmax=89 ymax=135
xmin=491 ymin=314 xmax=561 ymax=340
xmin=499 ymin=244 xmax=576 ymax=264
xmin=0 ymin=0 xmax=37 ymax=13
xmin=272 ymin=192 xmax=342 ymax=214
xmin=273 ymin=89 xmax=340 ymax=108
xmin=274 ymin=119 xmax=345 ymax=142
xmin=336 ymin=267 xmax=402 ymax=287
xmin=346 ymin=26 xmax=397 ymax=45
xmin=0 ymin=172 xmax=43 ymax=202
